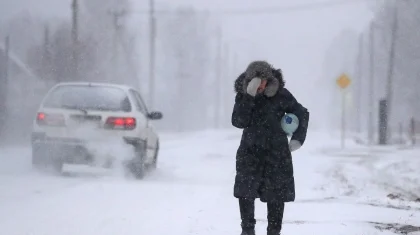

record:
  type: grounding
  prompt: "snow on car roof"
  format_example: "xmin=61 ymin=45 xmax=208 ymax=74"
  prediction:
xmin=53 ymin=82 xmax=134 ymax=92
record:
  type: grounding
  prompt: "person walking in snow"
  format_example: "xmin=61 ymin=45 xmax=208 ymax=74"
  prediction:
xmin=231 ymin=61 xmax=309 ymax=235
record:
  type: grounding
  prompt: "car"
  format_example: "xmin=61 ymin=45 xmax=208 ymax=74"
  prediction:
xmin=31 ymin=82 xmax=163 ymax=179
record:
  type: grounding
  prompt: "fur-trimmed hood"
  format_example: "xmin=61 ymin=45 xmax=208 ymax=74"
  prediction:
xmin=234 ymin=61 xmax=285 ymax=97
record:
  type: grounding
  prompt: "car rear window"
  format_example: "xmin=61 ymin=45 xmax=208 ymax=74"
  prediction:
xmin=42 ymin=85 xmax=131 ymax=112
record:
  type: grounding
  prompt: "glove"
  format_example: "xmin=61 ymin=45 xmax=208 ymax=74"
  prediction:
xmin=289 ymin=140 xmax=302 ymax=152
xmin=246 ymin=77 xmax=262 ymax=97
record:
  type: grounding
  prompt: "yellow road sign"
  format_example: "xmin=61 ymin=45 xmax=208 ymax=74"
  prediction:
xmin=336 ymin=73 xmax=351 ymax=89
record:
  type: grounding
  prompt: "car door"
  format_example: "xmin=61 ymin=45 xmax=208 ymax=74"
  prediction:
xmin=128 ymin=89 xmax=156 ymax=162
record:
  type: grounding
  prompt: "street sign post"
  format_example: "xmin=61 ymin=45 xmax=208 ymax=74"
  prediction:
xmin=336 ymin=73 xmax=351 ymax=149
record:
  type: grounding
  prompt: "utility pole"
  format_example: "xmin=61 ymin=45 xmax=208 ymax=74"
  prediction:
xmin=43 ymin=25 xmax=52 ymax=82
xmin=4 ymin=36 xmax=9 ymax=87
xmin=385 ymin=2 xmax=398 ymax=144
xmin=355 ymin=33 xmax=363 ymax=134
xmin=0 ymin=36 xmax=10 ymax=137
xmin=44 ymin=25 xmax=50 ymax=61
xmin=232 ymin=52 xmax=238 ymax=76
xmin=222 ymin=42 xmax=230 ymax=128
xmin=368 ymin=22 xmax=375 ymax=145
xmin=71 ymin=0 xmax=79 ymax=80
xmin=215 ymin=26 xmax=222 ymax=128
xmin=118 ymin=33 xmax=141 ymax=90
xmin=148 ymin=0 xmax=156 ymax=109
xmin=110 ymin=9 xmax=126 ymax=83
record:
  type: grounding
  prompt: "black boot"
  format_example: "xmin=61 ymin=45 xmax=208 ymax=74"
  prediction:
xmin=267 ymin=228 xmax=281 ymax=235
xmin=241 ymin=228 xmax=255 ymax=235
xmin=239 ymin=198 xmax=256 ymax=235
xmin=267 ymin=201 xmax=285 ymax=235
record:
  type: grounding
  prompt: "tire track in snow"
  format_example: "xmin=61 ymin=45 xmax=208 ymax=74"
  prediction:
xmin=0 ymin=146 xmax=139 ymax=209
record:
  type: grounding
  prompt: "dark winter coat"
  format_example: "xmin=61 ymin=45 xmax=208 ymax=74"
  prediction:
xmin=232 ymin=61 xmax=309 ymax=203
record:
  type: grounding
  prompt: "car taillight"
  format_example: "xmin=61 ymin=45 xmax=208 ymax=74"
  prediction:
xmin=36 ymin=112 xmax=65 ymax=126
xmin=105 ymin=117 xmax=136 ymax=130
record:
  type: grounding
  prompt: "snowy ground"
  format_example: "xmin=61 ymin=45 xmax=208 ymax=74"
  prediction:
xmin=0 ymin=130 xmax=419 ymax=235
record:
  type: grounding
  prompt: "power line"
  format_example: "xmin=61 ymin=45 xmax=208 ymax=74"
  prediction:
xmin=148 ymin=0 xmax=156 ymax=109
xmin=129 ymin=0 xmax=372 ymax=16
xmin=212 ymin=0 xmax=371 ymax=15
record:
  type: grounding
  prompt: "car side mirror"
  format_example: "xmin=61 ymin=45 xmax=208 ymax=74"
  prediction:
xmin=147 ymin=111 xmax=163 ymax=120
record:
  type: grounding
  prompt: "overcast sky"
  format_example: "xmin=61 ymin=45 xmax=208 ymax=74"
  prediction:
xmin=0 ymin=0 xmax=373 ymax=83
xmin=137 ymin=0 xmax=373 ymax=97
xmin=0 ymin=0 xmax=373 ymax=127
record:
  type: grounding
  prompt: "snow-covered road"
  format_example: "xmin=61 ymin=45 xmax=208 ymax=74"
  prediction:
xmin=0 ymin=130 xmax=419 ymax=235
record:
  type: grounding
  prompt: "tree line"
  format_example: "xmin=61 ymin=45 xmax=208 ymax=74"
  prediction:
xmin=0 ymin=0 xmax=232 ymax=143
xmin=322 ymin=0 xmax=420 ymax=144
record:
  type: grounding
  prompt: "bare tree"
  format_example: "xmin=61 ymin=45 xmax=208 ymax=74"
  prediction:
xmin=27 ymin=22 xmax=97 ymax=83
xmin=370 ymin=0 xmax=420 ymax=128
xmin=159 ymin=7 xmax=215 ymax=131
xmin=81 ymin=0 xmax=137 ymax=86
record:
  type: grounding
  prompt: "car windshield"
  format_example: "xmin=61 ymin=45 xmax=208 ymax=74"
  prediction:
xmin=42 ymin=85 xmax=131 ymax=112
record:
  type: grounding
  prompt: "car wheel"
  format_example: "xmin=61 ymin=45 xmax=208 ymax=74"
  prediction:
xmin=128 ymin=142 xmax=147 ymax=179
xmin=51 ymin=159 xmax=64 ymax=174
xmin=32 ymin=145 xmax=63 ymax=174
xmin=149 ymin=140 xmax=159 ymax=170
xmin=31 ymin=146 xmax=45 ymax=168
